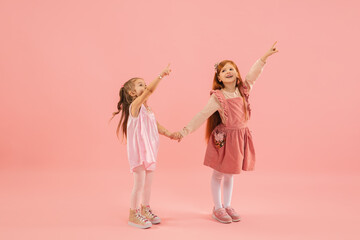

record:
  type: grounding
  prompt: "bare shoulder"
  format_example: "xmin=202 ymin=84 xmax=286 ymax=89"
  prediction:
xmin=130 ymin=102 xmax=141 ymax=118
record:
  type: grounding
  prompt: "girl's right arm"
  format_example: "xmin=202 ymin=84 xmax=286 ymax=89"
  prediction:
xmin=131 ymin=64 xmax=171 ymax=115
xmin=176 ymin=94 xmax=220 ymax=140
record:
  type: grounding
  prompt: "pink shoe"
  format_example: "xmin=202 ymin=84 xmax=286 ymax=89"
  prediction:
xmin=225 ymin=206 xmax=241 ymax=222
xmin=212 ymin=207 xmax=232 ymax=224
xmin=141 ymin=205 xmax=161 ymax=224
xmin=128 ymin=209 xmax=152 ymax=229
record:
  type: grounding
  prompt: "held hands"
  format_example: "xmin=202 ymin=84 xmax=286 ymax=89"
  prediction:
xmin=162 ymin=129 xmax=182 ymax=142
xmin=261 ymin=41 xmax=279 ymax=63
xmin=170 ymin=132 xmax=183 ymax=142
xmin=159 ymin=63 xmax=172 ymax=78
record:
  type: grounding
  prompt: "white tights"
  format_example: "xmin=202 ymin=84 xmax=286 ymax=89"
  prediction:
xmin=130 ymin=165 xmax=154 ymax=210
xmin=211 ymin=170 xmax=234 ymax=210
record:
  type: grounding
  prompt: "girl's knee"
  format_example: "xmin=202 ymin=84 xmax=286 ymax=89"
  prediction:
xmin=132 ymin=183 xmax=145 ymax=193
xmin=212 ymin=170 xmax=224 ymax=180
xmin=223 ymin=173 xmax=233 ymax=179
xmin=223 ymin=174 xmax=233 ymax=183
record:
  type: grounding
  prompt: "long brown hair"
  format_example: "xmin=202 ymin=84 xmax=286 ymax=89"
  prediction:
xmin=110 ymin=78 xmax=139 ymax=140
xmin=205 ymin=60 xmax=249 ymax=141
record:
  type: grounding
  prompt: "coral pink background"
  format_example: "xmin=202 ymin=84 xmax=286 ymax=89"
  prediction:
xmin=1 ymin=0 xmax=359 ymax=239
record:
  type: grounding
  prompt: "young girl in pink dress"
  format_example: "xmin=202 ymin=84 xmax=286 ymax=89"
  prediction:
xmin=173 ymin=42 xmax=278 ymax=223
xmin=111 ymin=64 xmax=177 ymax=229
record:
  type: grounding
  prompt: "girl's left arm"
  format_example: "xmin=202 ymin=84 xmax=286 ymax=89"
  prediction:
xmin=157 ymin=121 xmax=172 ymax=138
xmin=245 ymin=41 xmax=279 ymax=90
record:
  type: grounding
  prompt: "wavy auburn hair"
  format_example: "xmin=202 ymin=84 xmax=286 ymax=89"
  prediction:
xmin=205 ymin=60 xmax=250 ymax=142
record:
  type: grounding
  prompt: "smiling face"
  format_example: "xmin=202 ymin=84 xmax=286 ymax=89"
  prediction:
xmin=129 ymin=78 xmax=147 ymax=97
xmin=217 ymin=63 xmax=240 ymax=84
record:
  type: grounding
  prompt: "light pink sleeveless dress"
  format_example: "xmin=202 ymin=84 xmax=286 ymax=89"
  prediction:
xmin=127 ymin=104 xmax=159 ymax=173
xmin=203 ymin=85 xmax=256 ymax=174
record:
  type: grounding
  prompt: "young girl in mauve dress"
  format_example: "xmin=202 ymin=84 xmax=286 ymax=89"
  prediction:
xmin=174 ymin=42 xmax=278 ymax=223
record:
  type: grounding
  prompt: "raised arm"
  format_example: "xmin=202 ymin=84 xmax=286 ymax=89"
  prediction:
xmin=245 ymin=41 xmax=279 ymax=90
xmin=244 ymin=59 xmax=266 ymax=90
xmin=131 ymin=64 xmax=171 ymax=116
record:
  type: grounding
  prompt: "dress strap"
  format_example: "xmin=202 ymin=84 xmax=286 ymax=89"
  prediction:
xmin=210 ymin=89 xmax=228 ymax=125
xmin=238 ymin=81 xmax=251 ymax=119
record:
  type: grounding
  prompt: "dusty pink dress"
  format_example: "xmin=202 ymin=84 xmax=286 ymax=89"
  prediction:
xmin=203 ymin=88 xmax=255 ymax=174
xmin=180 ymin=59 xmax=265 ymax=174
xmin=127 ymin=104 xmax=159 ymax=173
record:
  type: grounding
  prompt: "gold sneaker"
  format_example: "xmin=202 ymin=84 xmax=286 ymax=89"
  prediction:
xmin=128 ymin=208 xmax=152 ymax=229
xmin=141 ymin=205 xmax=161 ymax=224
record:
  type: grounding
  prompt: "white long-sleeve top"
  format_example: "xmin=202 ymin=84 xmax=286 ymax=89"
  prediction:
xmin=180 ymin=59 xmax=266 ymax=137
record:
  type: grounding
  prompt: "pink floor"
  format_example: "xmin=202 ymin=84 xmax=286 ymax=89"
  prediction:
xmin=1 ymin=166 xmax=359 ymax=240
